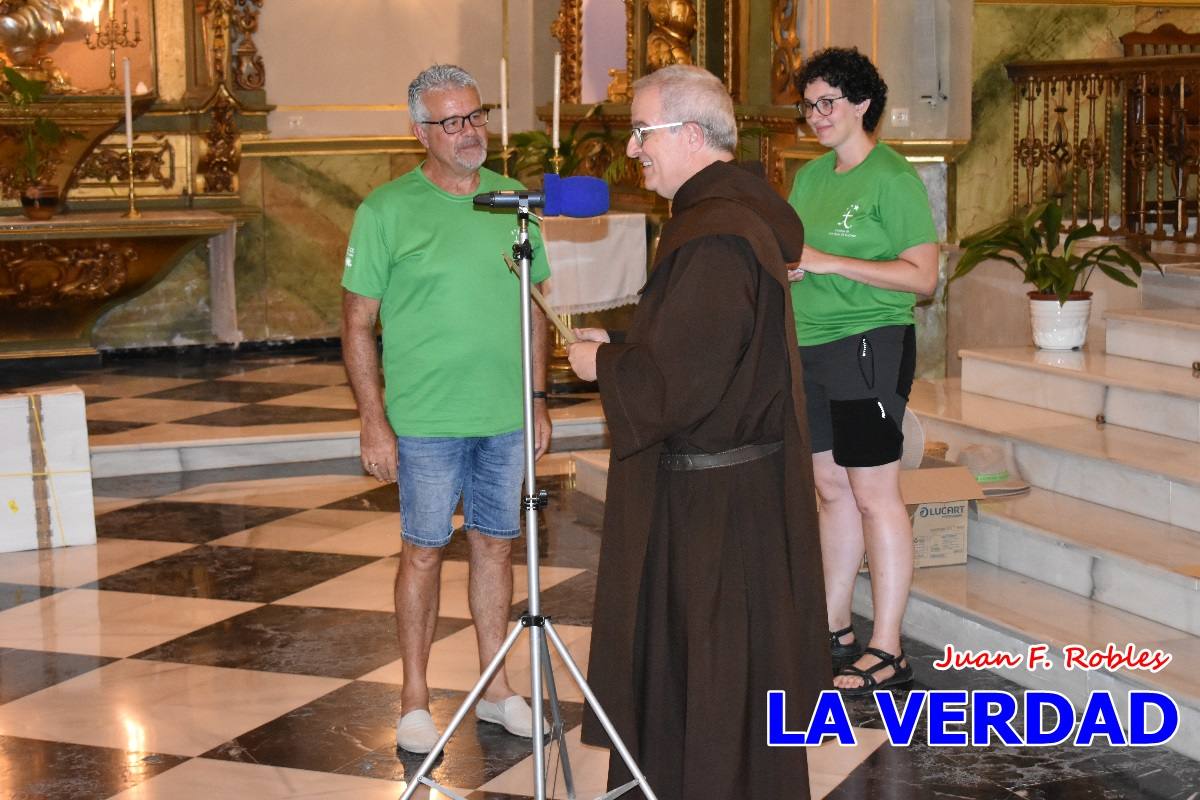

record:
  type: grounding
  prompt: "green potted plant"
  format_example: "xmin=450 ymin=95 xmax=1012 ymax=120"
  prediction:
xmin=2 ymin=66 xmax=73 ymax=219
xmin=506 ymin=104 xmax=630 ymax=184
xmin=950 ymin=200 xmax=1161 ymax=350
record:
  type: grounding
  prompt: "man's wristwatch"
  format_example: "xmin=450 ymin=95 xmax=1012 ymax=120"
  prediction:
xmin=532 ymin=390 xmax=547 ymax=401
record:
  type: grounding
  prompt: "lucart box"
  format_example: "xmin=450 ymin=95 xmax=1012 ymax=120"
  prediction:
xmin=894 ymin=462 xmax=985 ymax=568
xmin=0 ymin=387 xmax=97 ymax=553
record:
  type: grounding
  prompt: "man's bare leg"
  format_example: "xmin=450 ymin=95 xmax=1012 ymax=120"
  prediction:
xmin=466 ymin=529 xmax=517 ymax=701
xmin=396 ymin=541 xmax=445 ymax=714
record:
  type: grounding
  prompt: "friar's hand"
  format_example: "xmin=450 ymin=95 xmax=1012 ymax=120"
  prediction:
xmin=572 ymin=327 xmax=610 ymax=343
xmin=567 ymin=341 xmax=601 ymax=382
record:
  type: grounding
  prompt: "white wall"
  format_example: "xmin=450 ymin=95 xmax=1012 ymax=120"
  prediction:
xmin=824 ymin=0 xmax=971 ymax=140
xmin=257 ymin=0 xmax=549 ymax=138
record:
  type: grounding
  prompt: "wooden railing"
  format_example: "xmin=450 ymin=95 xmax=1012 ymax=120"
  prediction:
xmin=1007 ymin=54 xmax=1200 ymax=241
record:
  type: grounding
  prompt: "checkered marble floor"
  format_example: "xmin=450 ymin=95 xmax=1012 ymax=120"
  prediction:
xmin=0 ymin=457 xmax=887 ymax=799
xmin=1 ymin=350 xmax=605 ymax=453
xmin=4 ymin=349 xmax=1199 ymax=798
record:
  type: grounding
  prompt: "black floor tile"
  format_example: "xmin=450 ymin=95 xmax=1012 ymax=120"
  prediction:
xmin=510 ymin=571 xmax=595 ymax=626
xmin=90 ymin=545 xmax=377 ymax=602
xmin=95 ymin=501 xmax=300 ymax=544
xmin=142 ymin=380 xmax=321 ymax=403
xmin=174 ymin=405 xmax=360 ymax=426
xmin=0 ymin=582 xmax=58 ymax=612
xmin=112 ymin=361 xmax=256 ymax=380
xmin=86 ymin=419 xmax=155 ymax=436
xmin=0 ymin=649 xmax=114 ymax=704
xmin=134 ymin=604 xmax=468 ymax=679
xmin=0 ymin=735 xmax=186 ymax=799
xmin=204 ymin=681 xmax=582 ymax=789
xmin=321 ymin=484 xmax=399 ymax=513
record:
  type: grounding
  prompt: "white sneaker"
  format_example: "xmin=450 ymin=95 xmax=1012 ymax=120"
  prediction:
xmin=475 ymin=695 xmax=543 ymax=738
xmin=396 ymin=709 xmax=441 ymax=754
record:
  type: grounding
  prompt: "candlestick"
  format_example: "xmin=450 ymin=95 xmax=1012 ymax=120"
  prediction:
xmin=122 ymin=58 xmax=133 ymax=150
xmin=552 ymin=52 xmax=561 ymax=151
xmin=500 ymin=58 xmax=508 ymax=148
xmin=85 ymin=0 xmax=142 ymax=92
xmin=122 ymin=147 xmax=141 ymax=218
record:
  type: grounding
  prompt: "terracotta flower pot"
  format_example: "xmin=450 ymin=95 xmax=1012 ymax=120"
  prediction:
xmin=1027 ymin=290 xmax=1092 ymax=350
xmin=20 ymin=184 xmax=60 ymax=221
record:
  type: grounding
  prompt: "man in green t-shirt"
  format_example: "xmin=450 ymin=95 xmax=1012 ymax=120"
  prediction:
xmin=340 ymin=64 xmax=552 ymax=755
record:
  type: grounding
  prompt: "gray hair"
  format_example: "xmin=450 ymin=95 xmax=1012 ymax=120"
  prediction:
xmin=633 ymin=65 xmax=737 ymax=154
xmin=408 ymin=64 xmax=478 ymax=124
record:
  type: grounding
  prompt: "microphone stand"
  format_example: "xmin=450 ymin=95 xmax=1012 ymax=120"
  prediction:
xmin=399 ymin=199 xmax=656 ymax=800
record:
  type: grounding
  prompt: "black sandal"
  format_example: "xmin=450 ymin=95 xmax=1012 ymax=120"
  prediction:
xmin=829 ymin=624 xmax=863 ymax=663
xmin=836 ymin=646 xmax=914 ymax=697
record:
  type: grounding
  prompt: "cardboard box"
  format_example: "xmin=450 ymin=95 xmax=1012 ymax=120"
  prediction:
xmin=900 ymin=464 xmax=986 ymax=568
xmin=860 ymin=461 xmax=986 ymax=570
xmin=0 ymin=387 xmax=97 ymax=553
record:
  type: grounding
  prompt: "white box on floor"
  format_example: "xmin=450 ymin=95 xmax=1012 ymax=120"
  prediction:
xmin=0 ymin=386 xmax=97 ymax=553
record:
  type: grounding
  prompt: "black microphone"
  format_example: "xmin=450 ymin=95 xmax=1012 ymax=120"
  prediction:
xmin=474 ymin=175 xmax=609 ymax=218
xmin=473 ymin=190 xmax=546 ymax=209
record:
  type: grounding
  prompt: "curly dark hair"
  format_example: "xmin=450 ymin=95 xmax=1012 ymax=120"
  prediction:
xmin=796 ymin=47 xmax=888 ymax=134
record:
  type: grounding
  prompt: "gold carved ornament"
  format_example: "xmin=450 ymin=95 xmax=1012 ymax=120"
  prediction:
xmin=551 ymin=0 xmax=582 ymax=103
xmin=771 ymin=0 xmax=802 ymax=105
xmin=195 ymin=0 xmax=245 ymax=194
xmin=231 ymin=0 xmax=265 ymax=91
xmin=646 ymin=0 xmax=695 ymax=71
xmin=0 ymin=240 xmax=135 ymax=309
xmin=198 ymin=89 xmax=239 ymax=194
xmin=72 ymin=136 xmax=173 ymax=188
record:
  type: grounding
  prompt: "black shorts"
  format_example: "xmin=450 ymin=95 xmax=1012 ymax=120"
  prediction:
xmin=799 ymin=324 xmax=916 ymax=468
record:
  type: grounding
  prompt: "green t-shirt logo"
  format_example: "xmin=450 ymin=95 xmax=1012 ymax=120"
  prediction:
xmin=834 ymin=203 xmax=861 ymax=238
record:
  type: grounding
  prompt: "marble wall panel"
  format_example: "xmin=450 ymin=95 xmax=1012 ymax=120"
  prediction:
xmin=92 ymin=249 xmax=214 ymax=350
xmin=259 ymin=154 xmax=393 ymax=340
xmin=90 ymin=151 xmax=408 ymax=350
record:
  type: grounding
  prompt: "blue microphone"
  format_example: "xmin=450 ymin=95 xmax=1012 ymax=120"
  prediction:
xmin=473 ymin=174 xmax=609 ymax=218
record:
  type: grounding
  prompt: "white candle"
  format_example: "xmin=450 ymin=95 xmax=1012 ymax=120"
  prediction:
xmin=122 ymin=58 xmax=133 ymax=150
xmin=552 ymin=52 xmax=561 ymax=150
xmin=500 ymin=58 xmax=508 ymax=148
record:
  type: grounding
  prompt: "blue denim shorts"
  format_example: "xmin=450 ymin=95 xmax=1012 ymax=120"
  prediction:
xmin=396 ymin=430 xmax=524 ymax=548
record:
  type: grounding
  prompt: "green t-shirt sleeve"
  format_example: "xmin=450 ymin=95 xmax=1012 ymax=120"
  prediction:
xmin=341 ymin=202 xmax=390 ymax=299
xmin=879 ymin=171 xmax=938 ymax=253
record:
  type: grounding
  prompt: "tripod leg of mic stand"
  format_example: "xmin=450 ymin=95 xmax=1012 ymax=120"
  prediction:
xmin=538 ymin=633 xmax=577 ymax=799
xmin=543 ymin=621 xmax=658 ymax=800
xmin=398 ymin=623 xmax=526 ymax=800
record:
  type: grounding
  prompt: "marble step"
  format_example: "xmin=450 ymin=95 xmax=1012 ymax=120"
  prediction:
xmin=852 ymin=558 xmax=1200 ymax=760
xmin=958 ymin=346 xmax=1200 ymax=442
xmin=909 ymin=379 xmax=1200 ymax=533
xmin=1141 ymin=258 xmax=1200 ymax=310
xmin=90 ymin=401 xmax=610 ymax=478
xmin=969 ymin=488 xmax=1200 ymax=636
xmin=1105 ymin=308 xmax=1200 ymax=369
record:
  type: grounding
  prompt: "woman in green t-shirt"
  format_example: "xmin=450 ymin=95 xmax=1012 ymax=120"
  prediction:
xmin=787 ymin=48 xmax=939 ymax=696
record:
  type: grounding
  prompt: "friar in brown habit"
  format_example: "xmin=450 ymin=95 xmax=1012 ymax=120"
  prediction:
xmin=567 ymin=65 xmax=829 ymax=799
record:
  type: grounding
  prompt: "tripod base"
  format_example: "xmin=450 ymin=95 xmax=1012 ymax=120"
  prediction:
xmin=398 ymin=616 xmax=654 ymax=800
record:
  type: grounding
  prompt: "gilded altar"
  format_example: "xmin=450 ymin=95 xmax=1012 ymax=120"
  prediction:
xmin=0 ymin=0 xmax=268 ymax=356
